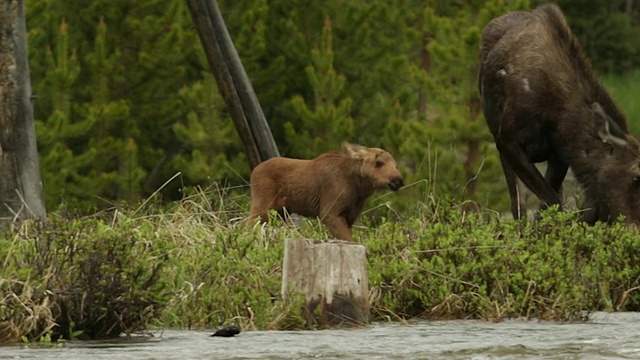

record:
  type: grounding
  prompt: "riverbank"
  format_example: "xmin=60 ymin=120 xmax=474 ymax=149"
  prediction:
xmin=2 ymin=188 xmax=640 ymax=343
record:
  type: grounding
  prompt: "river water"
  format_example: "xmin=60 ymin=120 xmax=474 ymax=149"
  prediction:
xmin=2 ymin=312 xmax=639 ymax=359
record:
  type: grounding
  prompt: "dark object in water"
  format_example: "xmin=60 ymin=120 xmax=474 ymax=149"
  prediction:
xmin=210 ymin=324 xmax=241 ymax=337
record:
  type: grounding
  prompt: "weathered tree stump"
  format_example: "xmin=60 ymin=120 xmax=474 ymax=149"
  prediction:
xmin=281 ymin=238 xmax=369 ymax=328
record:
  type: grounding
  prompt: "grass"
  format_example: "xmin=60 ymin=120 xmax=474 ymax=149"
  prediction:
xmin=4 ymin=66 xmax=640 ymax=338
xmin=4 ymin=67 xmax=640 ymax=342
xmin=602 ymin=70 xmax=640 ymax=136
xmin=2 ymin=184 xmax=640 ymax=344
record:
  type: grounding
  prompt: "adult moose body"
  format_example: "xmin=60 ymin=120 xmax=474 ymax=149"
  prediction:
xmin=479 ymin=3 xmax=640 ymax=225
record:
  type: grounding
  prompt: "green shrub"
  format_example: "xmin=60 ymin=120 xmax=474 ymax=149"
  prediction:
xmin=365 ymin=200 xmax=640 ymax=322
xmin=3 ymin=187 xmax=640 ymax=344
xmin=1 ymin=213 xmax=174 ymax=342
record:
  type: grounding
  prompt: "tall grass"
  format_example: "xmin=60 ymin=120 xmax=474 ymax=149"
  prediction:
xmin=2 ymin=185 xmax=640 ymax=344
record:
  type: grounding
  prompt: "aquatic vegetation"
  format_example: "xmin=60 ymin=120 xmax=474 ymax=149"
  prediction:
xmin=1 ymin=186 xmax=640 ymax=343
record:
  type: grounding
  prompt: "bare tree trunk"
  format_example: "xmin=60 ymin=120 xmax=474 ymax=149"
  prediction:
xmin=0 ymin=0 xmax=47 ymax=223
xmin=185 ymin=0 xmax=280 ymax=169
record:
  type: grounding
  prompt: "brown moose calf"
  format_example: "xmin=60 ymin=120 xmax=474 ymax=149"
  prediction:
xmin=248 ymin=143 xmax=404 ymax=241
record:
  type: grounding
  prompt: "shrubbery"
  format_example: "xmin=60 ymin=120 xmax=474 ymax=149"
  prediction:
xmin=2 ymin=188 xmax=640 ymax=343
xmin=1 ymin=213 xmax=174 ymax=342
xmin=366 ymin=200 xmax=640 ymax=321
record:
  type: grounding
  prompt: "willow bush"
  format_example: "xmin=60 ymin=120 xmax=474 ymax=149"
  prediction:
xmin=0 ymin=213 xmax=174 ymax=343
xmin=365 ymin=200 xmax=640 ymax=322
xmin=2 ymin=187 xmax=640 ymax=343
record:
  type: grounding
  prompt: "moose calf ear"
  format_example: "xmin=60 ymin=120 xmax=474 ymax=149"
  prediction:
xmin=342 ymin=142 xmax=366 ymax=159
xmin=592 ymin=102 xmax=628 ymax=147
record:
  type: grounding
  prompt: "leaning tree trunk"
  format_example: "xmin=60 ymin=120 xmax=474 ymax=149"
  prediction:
xmin=185 ymin=0 xmax=280 ymax=169
xmin=0 ymin=0 xmax=47 ymax=224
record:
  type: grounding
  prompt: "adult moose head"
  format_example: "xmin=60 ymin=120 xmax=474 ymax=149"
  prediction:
xmin=479 ymin=3 xmax=640 ymax=225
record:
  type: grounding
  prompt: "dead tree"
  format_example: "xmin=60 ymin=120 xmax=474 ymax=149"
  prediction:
xmin=0 ymin=0 xmax=47 ymax=224
xmin=185 ymin=0 xmax=280 ymax=169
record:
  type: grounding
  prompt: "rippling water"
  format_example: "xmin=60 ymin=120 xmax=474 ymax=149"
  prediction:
xmin=2 ymin=312 xmax=640 ymax=359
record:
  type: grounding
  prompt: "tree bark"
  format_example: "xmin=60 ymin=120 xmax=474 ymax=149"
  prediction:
xmin=185 ymin=0 xmax=280 ymax=169
xmin=0 ymin=0 xmax=47 ymax=223
xmin=282 ymin=238 xmax=370 ymax=328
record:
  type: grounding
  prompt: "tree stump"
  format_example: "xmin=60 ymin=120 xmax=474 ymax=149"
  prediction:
xmin=281 ymin=238 xmax=369 ymax=328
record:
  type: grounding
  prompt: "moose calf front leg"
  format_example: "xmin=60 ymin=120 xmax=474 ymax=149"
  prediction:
xmin=322 ymin=214 xmax=353 ymax=241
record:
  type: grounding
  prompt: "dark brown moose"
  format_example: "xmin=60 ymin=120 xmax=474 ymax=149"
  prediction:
xmin=479 ymin=3 xmax=640 ymax=225
xmin=248 ymin=142 xmax=404 ymax=241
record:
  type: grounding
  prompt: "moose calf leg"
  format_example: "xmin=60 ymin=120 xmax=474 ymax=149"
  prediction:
xmin=249 ymin=192 xmax=281 ymax=225
xmin=322 ymin=215 xmax=353 ymax=241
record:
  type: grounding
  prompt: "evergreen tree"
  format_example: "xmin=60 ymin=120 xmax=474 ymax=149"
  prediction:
xmin=27 ymin=0 xmax=239 ymax=208
xmin=32 ymin=18 xmax=97 ymax=210
xmin=379 ymin=0 xmax=529 ymax=206
xmin=171 ymin=74 xmax=248 ymax=186
xmin=537 ymin=0 xmax=640 ymax=73
xmin=285 ymin=17 xmax=354 ymax=156
xmin=23 ymin=0 xmax=640 ymax=214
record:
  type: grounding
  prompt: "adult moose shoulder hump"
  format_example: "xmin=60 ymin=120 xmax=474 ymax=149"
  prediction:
xmin=479 ymin=3 xmax=640 ymax=225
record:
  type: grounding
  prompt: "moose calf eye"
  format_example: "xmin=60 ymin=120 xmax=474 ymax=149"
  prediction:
xmin=375 ymin=160 xmax=384 ymax=168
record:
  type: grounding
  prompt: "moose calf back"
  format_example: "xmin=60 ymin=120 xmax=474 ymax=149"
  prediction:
xmin=249 ymin=143 xmax=403 ymax=241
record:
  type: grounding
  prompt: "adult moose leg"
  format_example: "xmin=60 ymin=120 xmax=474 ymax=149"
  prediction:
xmin=499 ymin=153 xmax=527 ymax=219
xmin=496 ymin=140 xmax=562 ymax=212
xmin=540 ymin=156 xmax=568 ymax=211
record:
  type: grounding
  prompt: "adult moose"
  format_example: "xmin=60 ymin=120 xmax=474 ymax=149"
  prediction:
xmin=479 ymin=3 xmax=640 ymax=225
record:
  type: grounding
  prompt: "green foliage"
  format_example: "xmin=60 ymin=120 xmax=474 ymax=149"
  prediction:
xmin=285 ymin=17 xmax=354 ymax=156
xmin=157 ymin=200 xmax=286 ymax=330
xmin=155 ymin=187 xmax=324 ymax=331
xmin=3 ymin=190 xmax=640 ymax=343
xmin=24 ymin=0 xmax=640 ymax=215
xmin=0 ymin=212 xmax=174 ymax=342
xmin=32 ymin=18 xmax=98 ymax=210
xmin=365 ymin=202 xmax=640 ymax=322
xmin=602 ymin=70 xmax=640 ymax=137
xmin=171 ymin=76 xmax=248 ymax=186
xmin=28 ymin=0 xmax=227 ymax=210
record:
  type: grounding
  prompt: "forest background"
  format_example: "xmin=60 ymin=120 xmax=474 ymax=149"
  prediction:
xmin=26 ymin=0 xmax=640 ymax=215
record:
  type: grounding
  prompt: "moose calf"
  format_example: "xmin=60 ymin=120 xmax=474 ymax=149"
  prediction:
xmin=479 ymin=3 xmax=640 ymax=225
xmin=248 ymin=143 xmax=404 ymax=241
